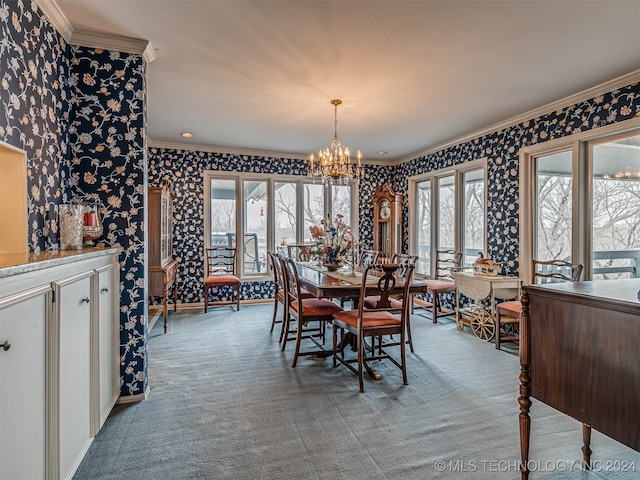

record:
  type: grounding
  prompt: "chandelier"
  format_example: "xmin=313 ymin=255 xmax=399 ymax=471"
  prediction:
xmin=309 ymin=99 xmax=363 ymax=185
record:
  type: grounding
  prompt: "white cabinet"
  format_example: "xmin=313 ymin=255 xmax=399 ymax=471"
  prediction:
xmin=95 ymin=264 xmax=119 ymax=431
xmin=55 ymin=271 xmax=93 ymax=480
xmin=0 ymin=249 xmax=120 ymax=480
xmin=0 ymin=285 xmax=51 ymax=480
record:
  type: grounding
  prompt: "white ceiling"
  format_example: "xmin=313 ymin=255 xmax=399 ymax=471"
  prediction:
xmin=54 ymin=0 xmax=640 ymax=162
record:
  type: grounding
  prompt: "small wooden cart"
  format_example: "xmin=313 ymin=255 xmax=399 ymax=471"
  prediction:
xmin=452 ymin=271 xmax=521 ymax=341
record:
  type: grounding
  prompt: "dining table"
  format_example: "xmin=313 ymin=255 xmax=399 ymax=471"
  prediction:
xmin=294 ymin=261 xmax=429 ymax=298
xmin=293 ymin=261 xmax=429 ymax=380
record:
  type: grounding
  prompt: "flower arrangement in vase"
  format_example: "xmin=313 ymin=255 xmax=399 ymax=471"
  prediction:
xmin=310 ymin=214 xmax=353 ymax=271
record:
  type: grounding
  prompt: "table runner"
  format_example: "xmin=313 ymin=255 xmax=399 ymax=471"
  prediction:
xmin=298 ymin=262 xmax=380 ymax=285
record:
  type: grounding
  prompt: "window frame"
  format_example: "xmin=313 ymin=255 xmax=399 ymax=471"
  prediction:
xmin=203 ymin=171 xmax=359 ymax=279
xmin=519 ymin=118 xmax=640 ymax=283
xmin=408 ymin=157 xmax=488 ymax=278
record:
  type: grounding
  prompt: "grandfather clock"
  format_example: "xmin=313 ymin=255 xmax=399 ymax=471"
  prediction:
xmin=372 ymin=184 xmax=403 ymax=260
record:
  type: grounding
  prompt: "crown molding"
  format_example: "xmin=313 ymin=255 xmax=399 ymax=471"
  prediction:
xmin=147 ymin=139 xmax=389 ymax=166
xmin=36 ymin=1 xmax=156 ymax=61
xmin=36 ymin=0 xmax=72 ymax=41
xmin=393 ymin=69 xmax=640 ymax=166
xmin=148 ymin=140 xmax=308 ymax=161
xmin=70 ymin=29 xmax=155 ymax=62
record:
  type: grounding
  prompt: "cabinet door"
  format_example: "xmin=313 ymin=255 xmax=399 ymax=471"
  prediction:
xmin=55 ymin=272 xmax=93 ymax=480
xmin=95 ymin=264 xmax=119 ymax=431
xmin=0 ymin=285 xmax=51 ymax=480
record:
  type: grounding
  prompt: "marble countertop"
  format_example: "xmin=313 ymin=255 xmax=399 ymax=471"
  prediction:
xmin=0 ymin=247 xmax=121 ymax=278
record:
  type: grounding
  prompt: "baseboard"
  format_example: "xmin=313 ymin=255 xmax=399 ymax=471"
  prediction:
xmin=116 ymin=384 xmax=150 ymax=404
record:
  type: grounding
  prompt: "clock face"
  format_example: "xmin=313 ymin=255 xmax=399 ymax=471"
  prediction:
xmin=379 ymin=200 xmax=391 ymax=219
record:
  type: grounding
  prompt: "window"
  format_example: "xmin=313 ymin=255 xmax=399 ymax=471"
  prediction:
xmin=438 ymin=176 xmax=455 ymax=251
xmin=409 ymin=158 xmax=487 ymax=277
xmin=462 ymin=168 xmax=486 ymax=267
xmin=416 ymin=181 xmax=431 ymax=275
xmin=242 ymin=180 xmax=267 ymax=275
xmin=204 ymin=172 xmax=357 ymax=278
xmin=520 ymin=124 xmax=640 ymax=282
xmin=591 ymin=134 xmax=640 ymax=279
xmin=274 ymin=182 xmax=297 ymax=246
xmin=534 ymin=150 xmax=573 ymax=261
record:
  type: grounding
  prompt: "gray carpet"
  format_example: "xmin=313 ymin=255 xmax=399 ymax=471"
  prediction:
xmin=74 ymin=304 xmax=639 ymax=480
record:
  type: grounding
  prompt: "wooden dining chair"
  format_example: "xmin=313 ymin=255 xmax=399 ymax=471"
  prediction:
xmin=360 ymin=249 xmax=381 ymax=267
xmin=332 ymin=263 xmax=415 ymax=392
xmin=338 ymin=249 xmax=381 ymax=308
xmin=495 ymin=259 xmax=583 ymax=350
xmin=269 ymin=252 xmax=315 ymax=343
xmin=423 ymin=249 xmax=462 ymax=324
xmin=204 ymin=247 xmax=241 ymax=313
xmin=362 ymin=253 xmax=418 ymax=352
xmin=287 ymin=244 xmax=315 ymax=262
xmin=280 ymin=257 xmax=343 ymax=367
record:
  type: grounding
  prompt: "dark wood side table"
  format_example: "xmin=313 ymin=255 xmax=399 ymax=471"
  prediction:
xmin=519 ymin=279 xmax=640 ymax=479
xmin=149 ymin=258 xmax=178 ymax=333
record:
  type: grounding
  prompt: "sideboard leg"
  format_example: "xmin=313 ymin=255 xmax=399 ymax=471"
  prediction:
xmin=581 ymin=423 xmax=593 ymax=469
xmin=518 ymin=291 xmax=531 ymax=480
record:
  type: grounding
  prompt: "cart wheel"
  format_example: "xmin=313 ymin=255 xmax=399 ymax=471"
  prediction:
xmin=470 ymin=308 xmax=495 ymax=341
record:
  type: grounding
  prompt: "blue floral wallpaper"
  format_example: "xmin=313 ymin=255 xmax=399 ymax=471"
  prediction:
xmin=148 ymin=149 xmax=393 ymax=304
xmin=68 ymin=45 xmax=148 ymax=397
xmin=0 ymin=0 xmax=71 ymax=251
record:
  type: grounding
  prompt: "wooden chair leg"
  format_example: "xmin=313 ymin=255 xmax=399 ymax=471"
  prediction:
xmin=432 ymin=293 xmax=439 ymax=324
xmin=406 ymin=313 xmax=414 ymax=353
xmin=495 ymin=312 xmax=502 ymax=350
xmin=204 ymin=286 xmax=209 ymax=313
xmin=292 ymin=318 xmax=304 ymax=368
xmin=281 ymin=313 xmax=291 ymax=351
xmin=279 ymin=302 xmax=289 ymax=344
xmin=236 ymin=285 xmax=240 ymax=311
xmin=400 ymin=331 xmax=408 ymax=385
xmin=270 ymin=299 xmax=279 ymax=333
xmin=332 ymin=324 xmax=338 ymax=367
xmin=357 ymin=335 xmax=364 ymax=393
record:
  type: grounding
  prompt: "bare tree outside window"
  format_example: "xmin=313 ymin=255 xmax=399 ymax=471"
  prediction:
xmin=304 ymin=184 xmax=325 ymax=242
xmin=210 ymin=179 xmax=236 ymax=234
xmin=463 ymin=169 xmax=485 ymax=265
xmin=275 ymin=182 xmax=297 ymax=246
xmin=438 ymin=176 xmax=455 ymax=251
xmin=417 ymin=181 xmax=431 ymax=275
xmin=536 ymin=151 xmax=573 ymax=262
xmin=592 ymin=135 xmax=640 ymax=279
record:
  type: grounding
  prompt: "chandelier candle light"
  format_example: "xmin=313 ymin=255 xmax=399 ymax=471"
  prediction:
xmin=309 ymin=99 xmax=364 ymax=185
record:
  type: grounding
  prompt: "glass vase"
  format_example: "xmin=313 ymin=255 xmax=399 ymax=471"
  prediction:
xmin=59 ymin=203 xmax=84 ymax=250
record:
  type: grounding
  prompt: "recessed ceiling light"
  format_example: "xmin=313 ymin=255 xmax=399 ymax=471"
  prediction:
xmin=377 ymin=151 xmax=388 ymax=155
xmin=180 ymin=132 xmax=194 ymax=138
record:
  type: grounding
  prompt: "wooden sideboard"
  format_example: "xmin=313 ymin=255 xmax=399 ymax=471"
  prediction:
xmin=519 ymin=279 xmax=640 ymax=479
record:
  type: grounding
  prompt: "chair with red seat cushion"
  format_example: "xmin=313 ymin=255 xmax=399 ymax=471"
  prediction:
xmin=204 ymin=247 xmax=240 ymax=313
xmin=495 ymin=259 xmax=583 ymax=350
xmin=363 ymin=253 xmax=418 ymax=352
xmin=268 ymin=252 xmax=315 ymax=343
xmin=280 ymin=257 xmax=343 ymax=367
xmin=424 ymin=250 xmax=462 ymax=324
xmin=332 ymin=262 xmax=414 ymax=392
